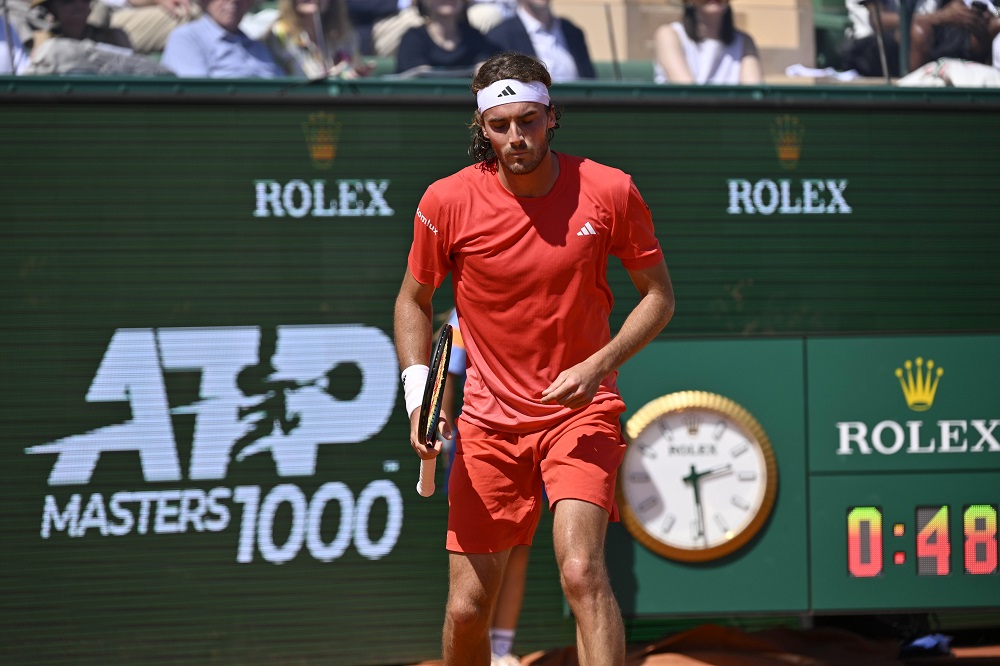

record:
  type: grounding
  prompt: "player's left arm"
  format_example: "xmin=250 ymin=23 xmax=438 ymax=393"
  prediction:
xmin=541 ymin=259 xmax=675 ymax=409
xmin=394 ymin=269 xmax=452 ymax=456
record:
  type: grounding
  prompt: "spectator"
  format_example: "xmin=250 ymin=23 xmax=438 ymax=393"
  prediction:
xmin=1 ymin=15 xmax=30 ymax=72
xmin=467 ymin=0 xmax=515 ymax=33
xmin=841 ymin=0 xmax=999 ymax=76
xmin=354 ymin=0 xmax=510 ymax=56
xmin=265 ymin=0 xmax=372 ymax=78
xmin=395 ymin=0 xmax=498 ymax=75
xmin=23 ymin=0 xmax=173 ymax=73
xmin=161 ymin=0 xmax=284 ymax=77
xmin=486 ymin=0 xmax=594 ymax=81
xmin=653 ymin=0 xmax=762 ymax=84
xmin=94 ymin=0 xmax=199 ymax=55
xmin=28 ymin=0 xmax=131 ymax=52
xmin=3 ymin=0 xmax=38 ymax=45
xmin=347 ymin=0 xmax=406 ymax=54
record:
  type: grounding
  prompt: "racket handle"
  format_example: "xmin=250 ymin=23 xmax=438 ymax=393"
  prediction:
xmin=417 ymin=456 xmax=436 ymax=497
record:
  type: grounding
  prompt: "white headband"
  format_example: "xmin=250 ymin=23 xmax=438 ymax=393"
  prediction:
xmin=476 ymin=79 xmax=550 ymax=113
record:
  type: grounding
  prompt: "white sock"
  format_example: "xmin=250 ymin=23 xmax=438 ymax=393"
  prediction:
xmin=489 ymin=627 xmax=516 ymax=657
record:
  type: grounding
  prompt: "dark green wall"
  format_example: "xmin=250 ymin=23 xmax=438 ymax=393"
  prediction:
xmin=2 ymin=81 xmax=999 ymax=664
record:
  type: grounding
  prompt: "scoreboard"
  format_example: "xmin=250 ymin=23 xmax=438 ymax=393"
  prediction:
xmin=807 ymin=336 xmax=999 ymax=612
xmin=844 ymin=502 xmax=997 ymax=579
xmin=613 ymin=335 xmax=1000 ymax=615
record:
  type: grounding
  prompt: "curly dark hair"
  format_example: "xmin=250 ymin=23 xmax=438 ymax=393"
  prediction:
xmin=468 ymin=52 xmax=562 ymax=165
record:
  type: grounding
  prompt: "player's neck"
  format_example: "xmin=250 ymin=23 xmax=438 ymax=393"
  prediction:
xmin=497 ymin=150 xmax=559 ymax=198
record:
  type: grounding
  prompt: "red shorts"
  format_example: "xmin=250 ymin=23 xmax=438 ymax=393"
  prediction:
xmin=446 ymin=398 xmax=627 ymax=553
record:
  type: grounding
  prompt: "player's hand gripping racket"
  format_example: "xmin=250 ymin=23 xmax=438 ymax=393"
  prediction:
xmin=416 ymin=323 xmax=453 ymax=497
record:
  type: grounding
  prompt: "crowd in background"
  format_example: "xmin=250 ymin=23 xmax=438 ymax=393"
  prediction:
xmin=2 ymin=0 xmax=998 ymax=80
xmin=0 ymin=0 xmax=587 ymax=77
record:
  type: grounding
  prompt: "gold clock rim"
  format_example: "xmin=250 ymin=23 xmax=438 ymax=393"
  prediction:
xmin=617 ymin=390 xmax=779 ymax=563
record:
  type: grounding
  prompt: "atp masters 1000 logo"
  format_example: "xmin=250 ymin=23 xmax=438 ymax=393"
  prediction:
xmin=25 ymin=325 xmax=405 ymax=564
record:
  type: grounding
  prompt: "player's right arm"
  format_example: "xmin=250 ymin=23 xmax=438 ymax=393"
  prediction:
xmin=394 ymin=269 xmax=444 ymax=460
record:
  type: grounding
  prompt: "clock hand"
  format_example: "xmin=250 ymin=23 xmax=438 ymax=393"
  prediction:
xmin=682 ymin=464 xmax=708 ymax=486
xmin=686 ymin=463 xmax=733 ymax=542
xmin=700 ymin=463 xmax=733 ymax=480
xmin=682 ymin=464 xmax=707 ymax=543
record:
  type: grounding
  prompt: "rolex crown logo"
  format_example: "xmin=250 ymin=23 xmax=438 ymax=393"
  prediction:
xmin=894 ymin=357 xmax=943 ymax=412
xmin=771 ymin=115 xmax=804 ymax=170
xmin=302 ymin=112 xmax=342 ymax=169
xmin=684 ymin=413 xmax=701 ymax=436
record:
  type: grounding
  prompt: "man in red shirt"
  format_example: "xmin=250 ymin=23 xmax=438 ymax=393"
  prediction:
xmin=394 ymin=51 xmax=675 ymax=666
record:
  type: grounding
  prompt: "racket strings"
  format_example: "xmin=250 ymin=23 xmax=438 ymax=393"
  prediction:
xmin=420 ymin=324 xmax=453 ymax=445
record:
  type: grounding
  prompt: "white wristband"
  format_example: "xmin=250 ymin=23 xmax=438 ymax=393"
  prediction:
xmin=401 ymin=364 xmax=429 ymax=418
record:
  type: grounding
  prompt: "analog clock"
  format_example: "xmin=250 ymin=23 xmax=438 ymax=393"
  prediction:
xmin=617 ymin=391 xmax=778 ymax=562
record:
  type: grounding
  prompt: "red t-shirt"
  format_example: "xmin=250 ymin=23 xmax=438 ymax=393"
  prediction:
xmin=408 ymin=153 xmax=664 ymax=433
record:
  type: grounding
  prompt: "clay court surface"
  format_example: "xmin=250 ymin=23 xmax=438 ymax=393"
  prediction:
xmin=409 ymin=623 xmax=1000 ymax=666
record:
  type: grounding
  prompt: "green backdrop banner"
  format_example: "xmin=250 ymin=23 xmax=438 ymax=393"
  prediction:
xmin=2 ymin=90 xmax=999 ymax=663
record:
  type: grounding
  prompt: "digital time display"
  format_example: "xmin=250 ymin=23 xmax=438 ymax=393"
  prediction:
xmin=847 ymin=505 xmax=998 ymax=578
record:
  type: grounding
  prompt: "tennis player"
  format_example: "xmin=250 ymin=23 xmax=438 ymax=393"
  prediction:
xmin=394 ymin=51 xmax=675 ymax=666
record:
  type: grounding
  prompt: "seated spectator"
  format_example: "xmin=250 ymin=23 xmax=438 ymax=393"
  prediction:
xmin=841 ymin=0 xmax=999 ymax=76
xmin=28 ymin=0 xmax=131 ymax=52
xmin=653 ymin=0 xmax=762 ymax=84
xmin=467 ymin=0 xmax=515 ymax=33
xmin=353 ymin=0 xmax=507 ymax=58
xmin=370 ymin=1 xmax=421 ymax=57
xmin=94 ymin=0 xmax=200 ymax=55
xmin=265 ymin=0 xmax=372 ymax=78
xmin=23 ymin=0 xmax=174 ymax=72
xmin=3 ymin=0 xmax=39 ymax=45
xmin=346 ymin=0 xmax=404 ymax=54
xmin=395 ymin=0 xmax=499 ymax=75
xmin=161 ymin=0 xmax=284 ymax=77
xmin=486 ymin=0 xmax=594 ymax=81
xmin=362 ymin=0 xmax=507 ymax=56
xmin=1 ymin=15 xmax=31 ymax=72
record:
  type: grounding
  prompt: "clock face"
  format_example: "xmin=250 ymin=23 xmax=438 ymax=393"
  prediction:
xmin=618 ymin=391 xmax=778 ymax=562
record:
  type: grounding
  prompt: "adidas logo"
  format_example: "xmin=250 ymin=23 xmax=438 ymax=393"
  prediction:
xmin=497 ymin=85 xmax=517 ymax=97
xmin=576 ymin=222 xmax=597 ymax=237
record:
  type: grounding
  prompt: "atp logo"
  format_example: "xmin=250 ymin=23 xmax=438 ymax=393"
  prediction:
xmin=27 ymin=325 xmax=398 ymax=484
xmin=26 ymin=325 xmax=406 ymax=564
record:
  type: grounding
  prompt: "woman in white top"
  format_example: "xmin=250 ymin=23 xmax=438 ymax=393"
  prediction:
xmin=653 ymin=0 xmax=762 ymax=84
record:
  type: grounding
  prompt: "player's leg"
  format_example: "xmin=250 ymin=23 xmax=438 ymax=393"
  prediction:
xmin=444 ymin=550 xmax=509 ymax=666
xmin=444 ymin=418 xmax=541 ymax=664
xmin=538 ymin=400 xmax=628 ymax=666
xmin=552 ymin=499 xmax=625 ymax=666
xmin=489 ymin=543 xmax=530 ymax=662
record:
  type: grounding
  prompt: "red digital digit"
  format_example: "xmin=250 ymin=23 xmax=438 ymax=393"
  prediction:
xmin=964 ymin=505 xmax=998 ymax=575
xmin=916 ymin=506 xmax=950 ymax=576
xmin=847 ymin=507 xmax=883 ymax=578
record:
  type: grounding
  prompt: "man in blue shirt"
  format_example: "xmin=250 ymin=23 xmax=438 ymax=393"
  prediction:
xmin=161 ymin=0 xmax=283 ymax=77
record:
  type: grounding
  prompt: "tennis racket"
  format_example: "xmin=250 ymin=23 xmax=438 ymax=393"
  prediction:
xmin=416 ymin=323 xmax=453 ymax=497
